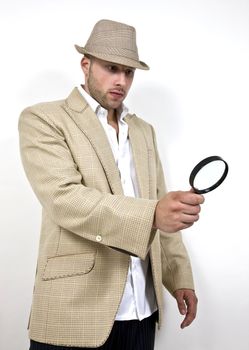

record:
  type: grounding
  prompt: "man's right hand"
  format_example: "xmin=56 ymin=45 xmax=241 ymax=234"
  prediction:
xmin=153 ymin=191 xmax=205 ymax=233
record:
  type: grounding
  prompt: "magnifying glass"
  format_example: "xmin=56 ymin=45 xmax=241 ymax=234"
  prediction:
xmin=189 ymin=156 xmax=229 ymax=194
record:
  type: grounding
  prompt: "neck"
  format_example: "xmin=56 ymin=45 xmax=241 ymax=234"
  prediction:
xmin=81 ymin=84 xmax=120 ymax=134
xmin=107 ymin=109 xmax=119 ymax=135
xmin=107 ymin=109 xmax=117 ymax=123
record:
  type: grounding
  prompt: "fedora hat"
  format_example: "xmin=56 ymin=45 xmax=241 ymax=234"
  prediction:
xmin=75 ymin=19 xmax=149 ymax=70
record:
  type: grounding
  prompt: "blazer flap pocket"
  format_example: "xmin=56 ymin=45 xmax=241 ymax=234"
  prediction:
xmin=42 ymin=253 xmax=95 ymax=281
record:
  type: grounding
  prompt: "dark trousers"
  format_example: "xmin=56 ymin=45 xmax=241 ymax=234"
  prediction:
xmin=30 ymin=312 xmax=157 ymax=350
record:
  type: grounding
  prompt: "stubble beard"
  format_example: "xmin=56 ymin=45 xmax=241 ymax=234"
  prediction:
xmin=87 ymin=70 xmax=123 ymax=111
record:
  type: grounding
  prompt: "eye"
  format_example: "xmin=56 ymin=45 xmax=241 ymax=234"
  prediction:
xmin=125 ymin=69 xmax=135 ymax=77
xmin=107 ymin=65 xmax=118 ymax=73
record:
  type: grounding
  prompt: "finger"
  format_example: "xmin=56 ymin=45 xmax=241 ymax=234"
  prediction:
xmin=175 ymin=292 xmax=187 ymax=315
xmin=180 ymin=294 xmax=198 ymax=329
xmin=181 ymin=206 xmax=201 ymax=218
xmin=181 ymin=193 xmax=205 ymax=206
xmin=181 ymin=308 xmax=196 ymax=329
xmin=180 ymin=222 xmax=194 ymax=231
xmin=182 ymin=204 xmax=201 ymax=215
xmin=181 ymin=213 xmax=200 ymax=224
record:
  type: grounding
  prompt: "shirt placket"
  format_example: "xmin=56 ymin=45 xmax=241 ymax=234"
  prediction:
xmin=118 ymin=121 xmax=140 ymax=318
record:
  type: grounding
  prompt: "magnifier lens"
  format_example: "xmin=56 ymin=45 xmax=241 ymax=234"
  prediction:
xmin=189 ymin=156 xmax=229 ymax=194
xmin=192 ymin=160 xmax=226 ymax=192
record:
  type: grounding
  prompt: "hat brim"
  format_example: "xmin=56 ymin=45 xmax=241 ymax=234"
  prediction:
xmin=74 ymin=44 xmax=149 ymax=70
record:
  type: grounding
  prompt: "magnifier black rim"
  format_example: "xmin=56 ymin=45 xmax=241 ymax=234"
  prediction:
xmin=189 ymin=155 xmax=229 ymax=194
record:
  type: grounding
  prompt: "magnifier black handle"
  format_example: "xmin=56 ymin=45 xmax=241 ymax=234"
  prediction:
xmin=189 ymin=155 xmax=229 ymax=194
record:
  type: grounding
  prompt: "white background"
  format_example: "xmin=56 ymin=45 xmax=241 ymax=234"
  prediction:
xmin=0 ymin=0 xmax=249 ymax=349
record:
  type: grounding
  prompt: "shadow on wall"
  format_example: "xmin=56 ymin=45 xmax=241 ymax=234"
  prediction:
xmin=128 ymin=83 xmax=184 ymax=147
xmin=128 ymin=82 xmax=185 ymax=187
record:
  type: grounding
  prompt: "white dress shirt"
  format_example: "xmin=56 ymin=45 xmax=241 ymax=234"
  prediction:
xmin=79 ymin=86 xmax=157 ymax=321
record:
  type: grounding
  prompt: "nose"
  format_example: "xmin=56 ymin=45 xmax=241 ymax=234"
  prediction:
xmin=115 ymin=72 xmax=127 ymax=87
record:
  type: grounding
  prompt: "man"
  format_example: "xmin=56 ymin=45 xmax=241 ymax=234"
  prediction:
xmin=19 ymin=19 xmax=204 ymax=350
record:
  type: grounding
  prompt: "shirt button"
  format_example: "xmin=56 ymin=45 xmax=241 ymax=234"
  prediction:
xmin=96 ymin=235 xmax=102 ymax=242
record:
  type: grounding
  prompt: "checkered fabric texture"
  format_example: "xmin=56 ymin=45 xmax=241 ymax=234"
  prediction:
xmin=19 ymin=88 xmax=194 ymax=347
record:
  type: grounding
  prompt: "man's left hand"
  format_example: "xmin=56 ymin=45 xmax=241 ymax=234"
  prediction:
xmin=173 ymin=289 xmax=198 ymax=329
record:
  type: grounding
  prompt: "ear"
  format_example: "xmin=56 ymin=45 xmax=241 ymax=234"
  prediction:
xmin=81 ymin=56 xmax=91 ymax=76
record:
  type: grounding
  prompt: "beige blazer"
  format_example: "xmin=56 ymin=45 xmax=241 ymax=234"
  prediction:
xmin=19 ymin=87 xmax=194 ymax=348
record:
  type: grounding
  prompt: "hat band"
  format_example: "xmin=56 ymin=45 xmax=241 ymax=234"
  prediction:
xmin=85 ymin=44 xmax=139 ymax=61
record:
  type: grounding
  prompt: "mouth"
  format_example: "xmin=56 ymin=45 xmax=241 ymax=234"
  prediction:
xmin=109 ymin=90 xmax=125 ymax=99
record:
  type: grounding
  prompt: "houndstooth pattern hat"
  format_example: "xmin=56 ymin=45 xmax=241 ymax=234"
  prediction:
xmin=75 ymin=19 xmax=149 ymax=70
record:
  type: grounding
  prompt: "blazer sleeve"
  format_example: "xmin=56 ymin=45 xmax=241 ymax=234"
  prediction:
xmin=18 ymin=106 xmax=158 ymax=260
xmin=151 ymin=126 xmax=195 ymax=295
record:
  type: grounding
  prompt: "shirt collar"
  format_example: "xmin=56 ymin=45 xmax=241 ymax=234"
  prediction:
xmin=78 ymin=85 xmax=129 ymax=122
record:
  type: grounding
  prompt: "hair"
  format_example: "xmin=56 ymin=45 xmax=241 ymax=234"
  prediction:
xmin=84 ymin=54 xmax=94 ymax=61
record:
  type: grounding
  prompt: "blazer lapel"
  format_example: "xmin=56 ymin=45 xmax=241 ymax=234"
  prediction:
xmin=125 ymin=115 xmax=150 ymax=199
xmin=63 ymin=88 xmax=123 ymax=195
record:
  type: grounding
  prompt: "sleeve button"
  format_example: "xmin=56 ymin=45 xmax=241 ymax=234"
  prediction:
xmin=96 ymin=235 xmax=102 ymax=242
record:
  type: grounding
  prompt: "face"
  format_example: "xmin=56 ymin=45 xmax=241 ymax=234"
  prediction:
xmin=81 ymin=56 xmax=135 ymax=111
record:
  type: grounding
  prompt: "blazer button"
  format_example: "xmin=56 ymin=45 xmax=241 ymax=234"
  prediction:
xmin=96 ymin=235 xmax=102 ymax=242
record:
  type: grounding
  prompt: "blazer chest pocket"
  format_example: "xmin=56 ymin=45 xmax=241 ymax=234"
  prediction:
xmin=42 ymin=253 xmax=95 ymax=281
